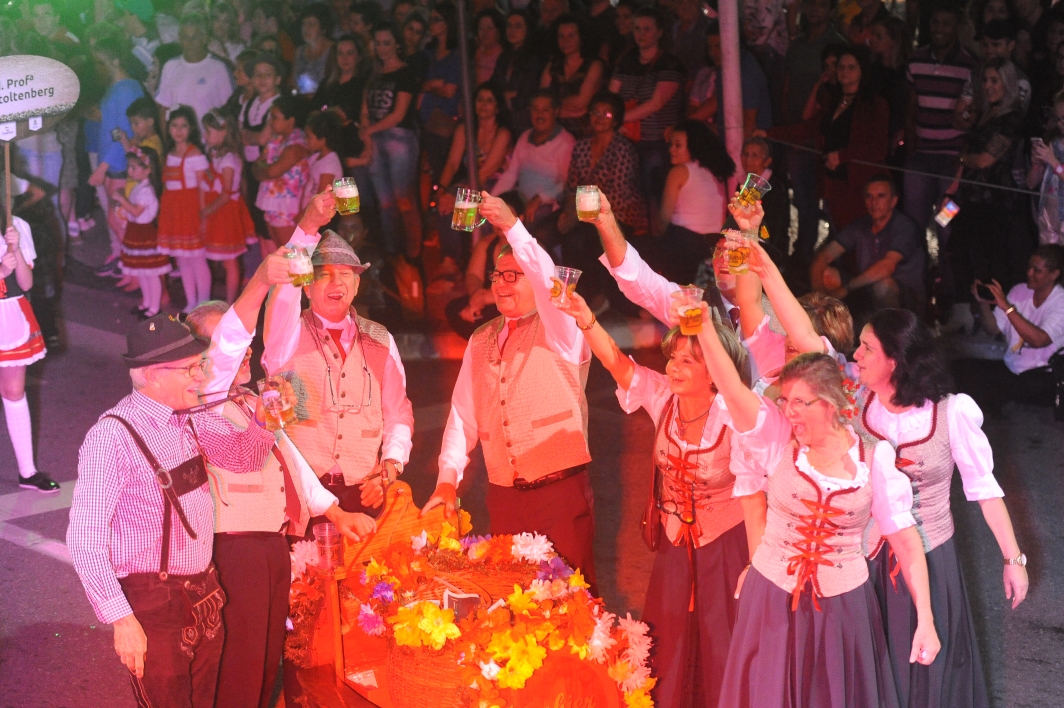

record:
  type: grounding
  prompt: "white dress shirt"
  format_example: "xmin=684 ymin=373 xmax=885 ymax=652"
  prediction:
xmin=993 ymin=283 xmax=1064 ymax=374
xmin=436 ymin=220 xmax=591 ymax=487
xmin=261 ymin=227 xmax=414 ymax=465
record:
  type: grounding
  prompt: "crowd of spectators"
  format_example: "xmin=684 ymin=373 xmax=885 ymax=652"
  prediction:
xmin=2 ymin=0 xmax=1064 ymax=405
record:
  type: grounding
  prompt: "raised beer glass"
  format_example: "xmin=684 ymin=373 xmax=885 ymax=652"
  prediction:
xmin=256 ymin=375 xmax=297 ymax=431
xmin=285 ymin=246 xmax=314 ymax=287
xmin=550 ymin=266 xmax=582 ymax=307
xmin=452 ymin=188 xmax=487 ymax=232
xmin=333 ymin=177 xmax=360 ymax=215
xmin=575 ymin=185 xmax=601 ymax=220
xmin=724 ymin=229 xmax=753 ymax=275
xmin=736 ymin=172 xmax=771 ymax=208
xmin=677 ymin=286 xmax=704 ymax=335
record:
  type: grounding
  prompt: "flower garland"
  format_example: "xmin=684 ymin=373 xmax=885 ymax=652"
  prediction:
xmin=285 ymin=540 xmax=326 ymax=666
xmin=347 ymin=519 xmax=656 ymax=707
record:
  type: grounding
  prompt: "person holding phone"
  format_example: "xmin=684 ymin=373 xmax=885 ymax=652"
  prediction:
xmin=1028 ymin=89 xmax=1064 ymax=246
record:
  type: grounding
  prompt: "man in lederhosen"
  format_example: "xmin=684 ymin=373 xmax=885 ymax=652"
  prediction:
xmin=68 ymin=315 xmax=276 ymax=708
xmin=423 ymin=193 xmax=598 ymax=590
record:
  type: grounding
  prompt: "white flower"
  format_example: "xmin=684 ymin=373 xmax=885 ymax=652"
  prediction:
xmin=618 ymin=613 xmax=652 ymax=671
xmin=479 ymin=659 xmax=501 ymax=681
xmin=286 ymin=617 xmax=294 ymax=631
xmin=588 ymin=610 xmax=617 ymax=663
xmin=619 ymin=664 xmax=651 ymax=694
xmin=411 ymin=530 xmax=428 ymax=553
xmin=529 ymin=579 xmax=553 ymax=602
xmin=511 ymin=532 xmax=554 ymax=563
xmin=290 ymin=540 xmax=319 ymax=580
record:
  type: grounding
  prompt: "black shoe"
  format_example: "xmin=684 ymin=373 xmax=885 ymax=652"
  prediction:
xmin=95 ymin=261 xmax=121 ymax=278
xmin=18 ymin=472 xmax=60 ymax=493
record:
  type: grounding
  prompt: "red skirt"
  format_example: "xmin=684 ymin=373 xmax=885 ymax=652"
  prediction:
xmin=121 ymin=221 xmax=172 ymax=276
xmin=158 ymin=187 xmax=205 ymax=255
xmin=0 ymin=297 xmax=46 ymax=367
xmin=204 ymin=195 xmax=253 ymax=260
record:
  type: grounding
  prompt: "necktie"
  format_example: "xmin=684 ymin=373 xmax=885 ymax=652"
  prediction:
xmin=272 ymin=445 xmax=302 ymax=527
xmin=327 ymin=328 xmax=347 ymax=364
xmin=500 ymin=319 xmax=519 ymax=354
xmin=728 ymin=308 xmax=740 ymax=329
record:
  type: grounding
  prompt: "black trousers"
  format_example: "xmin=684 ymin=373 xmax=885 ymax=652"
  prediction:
xmin=118 ymin=568 xmax=226 ymax=708
xmin=952 ymin=358 xmax=1055 ymax=411
xmin=212 ymin=534 xmax=290 ymax=708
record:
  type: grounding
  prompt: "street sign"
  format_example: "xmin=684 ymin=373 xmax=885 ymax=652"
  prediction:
xmin=0 ymin=54 xmax=80 ymax=142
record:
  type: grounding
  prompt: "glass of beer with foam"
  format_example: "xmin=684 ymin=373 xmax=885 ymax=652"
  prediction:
xmin=677 ymin=286 xmax=705 ymax=335
xmin=285 ymin=246 xmax=314 ymax=287
xmin=576 ymin=185 xmax=601 ymax=220
xmin=452 ymin=188 xmax=487 ymax=231
xmin=257 ymin=376 xmax=297 ymax=431
xmin=333 ymin=177 xmax=360 ymax=215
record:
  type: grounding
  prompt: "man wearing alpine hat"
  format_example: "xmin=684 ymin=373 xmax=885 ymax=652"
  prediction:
xmin=68 ymin=314 xmax=276 ymax=708
xmin=263 ymin=204 xmax=414 ymax=527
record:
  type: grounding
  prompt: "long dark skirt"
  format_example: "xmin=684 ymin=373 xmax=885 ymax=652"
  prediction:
xmin=870 ymin=537 xmax=990 ymax=708
xmin=642 ymin=521 xmax=748 ymax=708
xmin=718 ymin=568 xmax=900 ymax=708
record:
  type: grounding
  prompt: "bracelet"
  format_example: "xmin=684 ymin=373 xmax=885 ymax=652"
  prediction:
xmin=1004 ymin=304 xmax=1016 ymax=316
xmin=578 ymin=313 xmax=597 ymax=331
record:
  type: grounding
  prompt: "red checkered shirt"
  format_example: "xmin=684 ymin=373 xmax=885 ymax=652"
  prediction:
xmin=67 ymin=390 xmax=275 ymax=624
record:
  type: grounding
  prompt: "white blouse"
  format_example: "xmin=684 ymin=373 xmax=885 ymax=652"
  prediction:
xmin=164 ymin=152 xmax=209 ymax=191
xmin=207 ymin=152 xmax=243 ymax=199
xmin=725 ymin=396 xmax=916 ymax=536
xmin=126 ymin=180 xmax=159 ymax=224
xmin=863 ymin=393 xmax=1004 ymax=501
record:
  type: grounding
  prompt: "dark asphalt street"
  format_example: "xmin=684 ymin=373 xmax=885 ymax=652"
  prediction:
xmin=0 ymin=260 xmax=1060 ymax=707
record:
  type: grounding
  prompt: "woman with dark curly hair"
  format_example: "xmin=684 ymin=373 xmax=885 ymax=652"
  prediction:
xmin=659 ymin=119 xmax=735 ymax=284
xmin=851 ymin=308 xmax=1028 ymax=708
xmin=292 ymin=3 xmax=335 ymax=95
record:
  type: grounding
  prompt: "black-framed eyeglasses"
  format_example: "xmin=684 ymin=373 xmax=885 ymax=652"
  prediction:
xmin=489 ymin=269 xmax=526 ymax=284
xmin=156 ymin=359 xmax=208 ymax=378
xmin=775 ymin=396 xmax=821 ymax=411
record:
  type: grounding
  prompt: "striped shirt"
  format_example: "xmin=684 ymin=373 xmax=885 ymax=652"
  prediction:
xmin=907 ymin=45 xmax=976 ymax=154
xmin=68 ymin=390 xmax=275 ymax=624
xmin=611 ymin=51 xmax=686 ymax=143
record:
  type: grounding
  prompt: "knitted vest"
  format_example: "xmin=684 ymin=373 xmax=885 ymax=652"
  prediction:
xmin=469 ymin=314 xmax=591 ymax=486
xmin=206 ymin=399 xmax=311 ymax=536
xmin=753 ymin=435 xmax=878 ymax=608
xmin=855 ymin=391 xmax=955 ymax=553
xmin=653 ymin=396 xmax=744 ymax=548
xmin=278 ymin=310 xmax=390 ymax=485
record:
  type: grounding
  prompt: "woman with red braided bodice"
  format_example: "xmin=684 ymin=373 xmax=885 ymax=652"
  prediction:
xmin=557 ymin=291 xmax=759 ymax=708
xmin=691 ymin=300 xmax=940 ymax=708
xmin=853 ymin=309 xmax=1028 ymax=708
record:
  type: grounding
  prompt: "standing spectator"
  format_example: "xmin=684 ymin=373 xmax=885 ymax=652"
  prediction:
xmin=253 ymin=96 xmax=311 ymax=255
xmin=586 ymin=0 xmax=619 ymax=63
xmin=957 ymin=20 xmax=1032 ymax=122
xmin=672 ymin=0 xmax=710 ymax=79
xmin=902 ymin=2 xmax=975 ymax=307
xmin=739 ymin=137 xmax=790 ymax=243
xmin=240 ymin=55 xmax=284 ymax=248
xmin=659 ymin=120 xmax=735 ymax=285
xmin=492 ymin=9 xmax=545 ymax=137
xmin=402 ymin=12 xmax=430 ymax=82
xmin=313 ymin=34 xmax=371 ymax=123
xmin=690 ymin=23 xmax=774 ymax=133
xmin=29 ymin=0 xmax=80 ymax=44
xmin=302 ymin=110 xmax=345 ymax=205
xmin=541 ymin=15 xmax=606 ymax=139
xmin=810 ymin=175 xmax=927 ymax=323
xmin=1030 ymin=88 xmax=1064 ymax=245
xmin=610 ymin=7 xmax=686 ymax=234
xmin=779 ymin=0 xmax=847 ymax=268
xmin=250 ymin=1 xmax=295 ymax=63
xmin=202 ymin=110 xmax=254 ymax=304
xmin=348 ymin=1 xmax=383 ymax=49
xmin=89 ymin=37 xmax=147 ymax=278
xmin=491 ymin=90 xmax=576 ymax=252
xmin=1027 ymin=27 xmax=1064 ymax=136
xmin=845 ymin=0 xmax=892 ymax=45
xmin=771 ymin=46 xmax=890 ymax=233
xmin=419 ymin=2 xmax=462 ymax=182
xmin=362 ymin=23 xmax=423 ymax=260
xmin=474 ymin=9 xmax=505 ymax=85
xmin=946 ymin=58 xmax=1028 ymax=326
xmin=208 ymin=1 xmax=246 ymax=63
xmin=292 ymin=4 xmax=334 ymax=96
xmin=222 ymin=48 xmax=258 ymax=118
xmin=536 ymin=0 xmax=569 ymax=40
xmin=155 ymin=13 xmax=234 ymax=127
xmin=868 ymin=15 xmax=911 ymax=165
xmin=606 ymin=0 xmax=637 ymax=67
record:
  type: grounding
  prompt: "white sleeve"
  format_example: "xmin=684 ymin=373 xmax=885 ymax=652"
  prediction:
xmin=12 ymin=216 xmax=36 ymax=267
xmin=380 ymin=334 xmax=414 ymax=464
xmin=726 ymin=395 xmax=791 ymax=475
xmin=436 ymin=343 xmax=478 ymax=487
xmin=597 ymin=244 xmax=680 ymax=326
xmin=869 ymin=439 xmax=916 ymax=535
xmin=504 ymin=220 xmax=590 ymax=365
xmin=201 ymin=306 xmax=255 ymax=402
xmin=947 ymin=394 xmax=1005 ymax=501
xmin=615 ymin=362 xmax=672 ymax=420
xmin=278 ymin=430 xmax=338 ymax=515
xmin=262 ymin=226 xmax=321 ymax=373
xmin=490 ymin=137 xmax=522 ymax=196
xmin=743 ymin=315 xmax=786 ymax=381
xmin=130 ymin=183 xmax=159 ymax=223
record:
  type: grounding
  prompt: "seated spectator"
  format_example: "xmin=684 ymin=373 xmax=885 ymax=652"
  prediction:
xmin=474 ymin=9 xmax=505 ymax=84
xmin=155 ymin=13 xmax=234 ymax=126
xmin=1030 ymin=88 xmax=1064 ymax=246
xmin=540 ymin=15 xmax=606 ymax=139
xmin=491 ymin=90 xmax=576 ymax=256
xmin=659 ymin=120 xmax=734 ymax=284
xmin=492 ymin=9 xmax=545 ymax=137
xmin=810 ymin=175 xmax=927 ymax=326
xmin=292 ymin=4 xmax=334 ymax=96
xmin=957 ymin=245 xmax=1064 ymax=410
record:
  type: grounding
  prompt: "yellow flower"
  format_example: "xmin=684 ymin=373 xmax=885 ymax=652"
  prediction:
xmin=568 ymin=570 xmax=590 ymax=592
xmin=486 ymin=629 xmax=516 ymax=661
xmin=439 ymin=535 xmax=463 ymax=552
xmin=624 ymin=680 xmax=655 ymax=708
xmin=496 ymin=635 xmax=547 ymax=690
xmin=366 ymin=559 xmax=390 ymax=580
xmin=568 ymin=638 xmax=590 ymax=660
xmin=417 ymin=602 xmax=462 ymax=650
xmin=390 ymin=605 xmax=424 ymax=648
xmin=441 ymin=521 xmax=458 ymax=539
xmin=608 ymin=659 xmax=633 ymax=684
xmin=506 ymin=585 xmax=537 ymax=616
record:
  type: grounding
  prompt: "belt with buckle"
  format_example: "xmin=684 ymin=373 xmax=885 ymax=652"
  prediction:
xmin=513 ymin=464 xmax=586 ymax=491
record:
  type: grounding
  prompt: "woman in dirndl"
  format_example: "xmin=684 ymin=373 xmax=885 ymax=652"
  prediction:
xmin=557 ymin=292 xmax=754 ymax=708
xmin=852 ymin=309 xmax=1028 ymax=708
xmin=0 ymin=199 xmax=56 ymax=493
xmin=693 ymin=306 xmax=941 ymax=708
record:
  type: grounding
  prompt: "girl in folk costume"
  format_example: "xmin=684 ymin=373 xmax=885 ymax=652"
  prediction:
xmin=852 ymin=310 xmax=1028 ymax=708
xmin=252 ymin=95 xmax=310 ymax=256
xmin=0 ymin=192 xmax=56 ymax=493
xmin=157 ymin=105 xmax=212 ymax=314
xmin=557 ymin=291 xmax=757 ymax=708
xmin=301 ymin=110 xmax=345 ymax=210
xmin=112 ymin=146 xmax=171 ymax=319
xmin=202 ymin=109 xmax=255 ymax=304
xmin=692 ymin=300 xmax=941 ymax=708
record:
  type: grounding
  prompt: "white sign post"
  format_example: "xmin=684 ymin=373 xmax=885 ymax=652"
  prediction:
xmin=0 ymin=55 xmax=80 ymax=233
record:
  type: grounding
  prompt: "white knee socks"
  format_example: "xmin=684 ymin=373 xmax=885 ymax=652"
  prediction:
xmin=177 ymin=255 xmax=212 ymax=313
xmin=3 ymin=395 xmax=36 ymax=478
xmin=139 ymin=275 xmax=162 ymax=315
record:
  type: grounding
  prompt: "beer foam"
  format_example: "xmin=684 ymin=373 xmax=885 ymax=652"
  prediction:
xmin=334 ymin=185 xmax=359 ymax=198
xmin=576 ymin=193 xmax=598 ymax=209
xmin=455 ymin=200 xmax=478 ymax=209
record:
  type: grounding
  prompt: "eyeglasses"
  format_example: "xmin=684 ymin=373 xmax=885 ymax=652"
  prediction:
xmin=489 ymin=269 xmax=526 ymax=284
xmin=775 ymin=396 xmax=822 ymax=411
xmin=590 ymin=109 xmax=614 ymax=119
xmin=156 ymin=358 xmax=208 ymax=378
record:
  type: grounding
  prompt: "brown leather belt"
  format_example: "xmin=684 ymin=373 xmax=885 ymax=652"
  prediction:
xmin=513 ymin=464 xmax=587 ymax=491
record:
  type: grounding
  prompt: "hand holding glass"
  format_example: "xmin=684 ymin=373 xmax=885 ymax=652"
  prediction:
xmin=551 ymin=266 xmax=582 ymax=307
xmin=677 ymin=286 xmax=704 ymax=335
xmin=257 ymin=375 xmax=297 ymax=431
xmin=284 ymin=246 xmax=314 ymax=286
xmin=576 ymin=186 xmax=601 ymax=220
xmin=736 ymin=172 xmax=771 ymax=208
xmin=724 ymin=229 xmax=754 ymax=275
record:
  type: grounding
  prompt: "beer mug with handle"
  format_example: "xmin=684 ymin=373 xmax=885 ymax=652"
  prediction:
xmin=452 ymin=188 xmax=487 ymax=232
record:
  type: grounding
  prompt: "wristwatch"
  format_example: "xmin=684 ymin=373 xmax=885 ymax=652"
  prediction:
xmin=1005 ymin=552 xmax=1027 ymax=567
xmin=382 ymin=459 xmax=403 ymax=482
